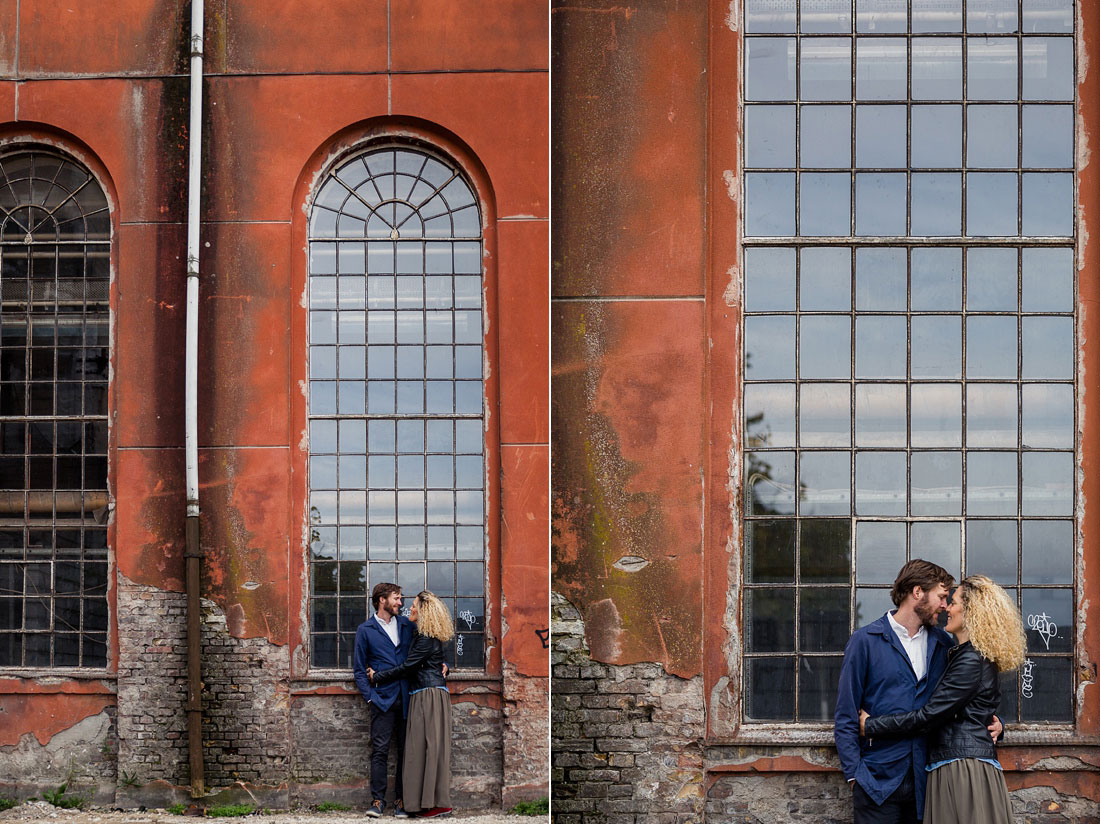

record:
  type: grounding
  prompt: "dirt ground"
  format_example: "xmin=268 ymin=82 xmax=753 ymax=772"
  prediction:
xmin=0 ymin=802 xmax=546 ymax=824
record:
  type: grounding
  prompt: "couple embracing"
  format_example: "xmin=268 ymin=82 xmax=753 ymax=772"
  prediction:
xmin=354 ymin=583 xmax=455 ymax=819
xmin=835 ymin=559 xmax=1027 ymax=824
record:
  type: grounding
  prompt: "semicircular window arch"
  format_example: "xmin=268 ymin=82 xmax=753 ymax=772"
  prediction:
xmin=310 ymin=147 xmax=481 ymax=241
xmin=0 ymin=150 xmax=110 ymax=244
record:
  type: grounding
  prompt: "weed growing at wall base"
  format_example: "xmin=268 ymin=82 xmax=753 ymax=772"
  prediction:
xmin=40 ymin=783 xmax=87 ymax=810
xmin=206 ymin=804 xmax=255 ymax=817
xmin=0 ymin=798 xmax=17 ymax=812
xmin=510 ymin=797 xmax=549 ymax=815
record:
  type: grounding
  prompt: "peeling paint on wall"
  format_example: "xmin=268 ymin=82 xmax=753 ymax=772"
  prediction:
xmin=0 ymin=696 xmax=114 ymax=748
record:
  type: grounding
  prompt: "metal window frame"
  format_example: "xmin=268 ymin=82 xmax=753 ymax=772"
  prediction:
xmin=0 ymin=147 xmax=112 ymax=672
xmin=740 ymin=0 xmax=1078 ymax=727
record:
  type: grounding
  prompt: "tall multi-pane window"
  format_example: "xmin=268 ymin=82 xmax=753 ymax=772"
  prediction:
xmin=741 ymin=0 xmax=1075 ymax=723
xmin=0 ymin=149 xmax=111 ymax=669
xmin=307 ymin=146 xmax=486 ymax=671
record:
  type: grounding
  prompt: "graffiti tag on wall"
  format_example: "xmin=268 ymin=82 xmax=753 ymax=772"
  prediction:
xmin=1027 ymin=612 xmax=1058 ymax=651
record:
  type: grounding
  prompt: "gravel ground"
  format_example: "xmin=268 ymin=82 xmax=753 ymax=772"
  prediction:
xmin=0 ymin=802 xmax=545 ymax=824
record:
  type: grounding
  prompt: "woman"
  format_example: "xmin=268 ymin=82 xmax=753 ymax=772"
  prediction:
xmin=369 ymin=590 xmax=454 ymax=818
xmin=859 ymin=575 xmax=1026 ymax=823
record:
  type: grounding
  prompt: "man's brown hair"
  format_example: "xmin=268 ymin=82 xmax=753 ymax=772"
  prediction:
xmin=371 ymin=582 xmax=402 ymax=611
xmin=890 ymin=559 xmax=955 ymax=607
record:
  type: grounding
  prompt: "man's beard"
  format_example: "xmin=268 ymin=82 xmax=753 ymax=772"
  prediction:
xmin=914 ymin=593 xmax=939 ymax=628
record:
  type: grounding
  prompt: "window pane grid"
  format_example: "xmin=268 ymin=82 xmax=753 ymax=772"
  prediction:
xmin=742 ymin=1 xmax=1075 ymax=723
xmin=744 ymin=2 xmax=1075 ymax=240
xmin=308 ymin=147 xmax=485 ymax=670
xmin=0 ymin=150 xmax=110 ymax=670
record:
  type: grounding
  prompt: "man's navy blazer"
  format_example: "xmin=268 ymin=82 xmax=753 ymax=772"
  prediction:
xmin=834 ymin=612 xmax=954 ymax=819
xmin=353 ymin=614 xmax=414 ymax=714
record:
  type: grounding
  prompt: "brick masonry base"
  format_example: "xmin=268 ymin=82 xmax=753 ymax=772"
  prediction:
xmin=0 ymin=578 xmax=518 ymax=811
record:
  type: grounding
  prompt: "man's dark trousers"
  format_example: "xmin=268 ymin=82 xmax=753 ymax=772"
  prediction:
xmin=369 ymin=701 xmax=406 ymax=803
xmin=353 ymin=615 xmax=413 ymax=805
xmin=852 ymin=770 xmax=919 ymax=824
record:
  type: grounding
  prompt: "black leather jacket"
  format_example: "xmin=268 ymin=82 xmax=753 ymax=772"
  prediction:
xmin=864 ymin=641 xmax=1000 ymax=763
xmin=371 ymin=631 xmax=447 ymax=692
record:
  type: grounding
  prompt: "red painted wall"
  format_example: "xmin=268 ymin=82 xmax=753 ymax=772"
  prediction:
xmin=0 ymin=0 xmax=548 ymax=793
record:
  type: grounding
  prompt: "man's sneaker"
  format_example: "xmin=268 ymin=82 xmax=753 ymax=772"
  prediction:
xmin=420 ymin=808 xmax=452 ymax=818
xmin=394 ymin=800 xmax=409 ymax=819
xmin=365 ymin=800 xmax=383 ymax=818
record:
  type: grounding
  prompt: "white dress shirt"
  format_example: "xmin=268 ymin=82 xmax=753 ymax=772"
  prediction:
xmin=375 ymin=612 xmax=401 ymax=646
xmin=887 ymin=610 xmax=927 ymax=681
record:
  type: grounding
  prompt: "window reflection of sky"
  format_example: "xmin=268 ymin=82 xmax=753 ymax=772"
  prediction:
xmin=741 ymin=0 xmax=1077 ymax=724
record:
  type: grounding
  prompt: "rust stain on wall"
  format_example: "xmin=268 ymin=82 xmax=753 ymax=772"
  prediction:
xmin=500 ymin=445 xmax=550 ymax=677
xmin=200 ymin=448 xmax=291 ymax=645
xmin=552 ymin=1 xmax=706 ymax=298
xmin=117 ymin=450 xmax=186 ymax=591
xmin=551 ymin=0 xmax=708 ymax=679
xmin=552 ymin=301 xmax=705 ymax=677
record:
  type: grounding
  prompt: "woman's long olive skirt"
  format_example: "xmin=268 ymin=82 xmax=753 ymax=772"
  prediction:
xmin=924 ymin=758 xmax=1013 ymax=824
xmin=402 ymin=687 xmax=452 ymax=812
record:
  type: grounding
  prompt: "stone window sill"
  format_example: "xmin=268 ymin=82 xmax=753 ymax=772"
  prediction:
xmin=0 ymin=669 xmax=116 ymax=692
xmin=711 ymin=724 xmax=1085 ymax=748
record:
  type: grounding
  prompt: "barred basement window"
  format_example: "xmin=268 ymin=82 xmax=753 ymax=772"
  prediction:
xmin=0 ymin=149 xmax=111 ymax=669
xmin=307 ymin=145 xmax=486 ymax=670
xmin=742 ymin=0 xmax=1075 ymax=723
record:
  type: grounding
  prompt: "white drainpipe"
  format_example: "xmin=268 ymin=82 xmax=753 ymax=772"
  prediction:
xmin=185 ymin=0 xmax=203 ymax=513
xmin=184 ymin=0 xmax=205 ymax=800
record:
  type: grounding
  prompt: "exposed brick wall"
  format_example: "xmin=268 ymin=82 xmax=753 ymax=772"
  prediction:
xmin=706 ymin=773 xmax=850 ymax=822
xmin=551 ymin=592 xmax=705 ymax=823
xmin=201 ymin=600 xmax=291 ymax=787
xmin=116 ymin=575 xmax=189 ymax=784
xmin=502 ymin=665 xmax=550 ymax=807
xmin=1009 ymin=786 xmax=1100 ymax=822
xmin=116 ymin=582 xmax=293 ymax=790
xmin=707 ymin=774 xmax=1100 ymax=823
xmin=288 ymin=688 xmax=503 ymax=810
xmin=9 ymin=594 xmax=521 ymax=809
xmin=452 ymin=698 xmax=504 ymax=809
xmin=288 ymin=693 xmax=372 ymax=785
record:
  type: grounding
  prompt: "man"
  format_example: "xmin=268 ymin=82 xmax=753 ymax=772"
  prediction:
xmin=354 ymin=582 xmax=414 ymax=819
xmin=835 ymin=559 xmax=1002 ymax=823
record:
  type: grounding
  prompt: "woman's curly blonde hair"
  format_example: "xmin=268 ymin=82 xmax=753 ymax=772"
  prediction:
xmin=958 ymin=575 xmax=1026 ymax=672
xmin=413 ymin=590 xmax=455 ymax=642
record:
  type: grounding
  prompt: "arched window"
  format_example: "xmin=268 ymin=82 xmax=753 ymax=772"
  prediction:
xmin=307 ymin=145 xmax=486 ymax=670
xmin=0 ymin=149 xmax=111 ymax=669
